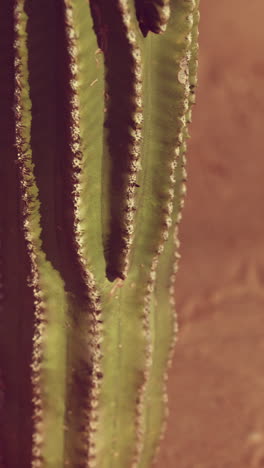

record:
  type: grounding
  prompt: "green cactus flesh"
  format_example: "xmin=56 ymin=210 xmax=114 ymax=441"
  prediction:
xmin=0 ymin=0 xmax=199 ymax=467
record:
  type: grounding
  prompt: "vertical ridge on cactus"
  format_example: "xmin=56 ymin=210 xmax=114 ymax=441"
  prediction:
xmin=91 ymin=0 xmax=144 ymax=282
xmin=62 ymin=1 xmax=105 ymax=465
xmin=0 ymin=0 xmax=200 ymax=466
xmin=13 ymin=1 xmax=68 ymax=466
xmin=136 ymin=2 xmax=199 ymax=465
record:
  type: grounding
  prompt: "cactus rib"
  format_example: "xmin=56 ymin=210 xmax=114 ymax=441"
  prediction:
xmin=14 ymin=2 xmax=68 ymax=466
xmin=139 ymin=2 xmax=200 ymax=463
xmin=91 ymin=0 xmax=144 ymax=282
xmin=62 ymin=1 xmax=104 ymax=465
xmin=0 ymin=0 xmax=200 ymax=466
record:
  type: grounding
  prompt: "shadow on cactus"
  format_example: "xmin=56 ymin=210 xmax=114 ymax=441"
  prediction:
xmin=0 ymin=0 xmax=199 ymax=466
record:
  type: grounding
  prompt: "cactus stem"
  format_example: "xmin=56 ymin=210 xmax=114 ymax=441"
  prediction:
xmin=136 ymin=1 xmax=199 ymax=465
xmin=91 ymin=0 xmax=144 ymax=282
xmin=1 ymin=1 xmax=200 ymax=465
xmin=62 ymin=2 xmax=104 ymax=465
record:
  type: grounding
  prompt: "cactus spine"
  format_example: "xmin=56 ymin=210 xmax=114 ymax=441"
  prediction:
xmin=0 ymin=0 xmax=199 ymax=467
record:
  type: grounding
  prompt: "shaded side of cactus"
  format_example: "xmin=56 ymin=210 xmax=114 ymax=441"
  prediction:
xmin=0 ymin=0 xmax=199 ymax=467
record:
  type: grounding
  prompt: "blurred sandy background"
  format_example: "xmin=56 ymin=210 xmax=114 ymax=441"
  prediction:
xmin=157 ymin=1 xmax=264 ymax=467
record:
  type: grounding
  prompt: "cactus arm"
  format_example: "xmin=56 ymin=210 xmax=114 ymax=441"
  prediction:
xmin=138 ymin=151 xmax=186 ymax=468
xmin=65 ymin=0 xmax=106 ymax=281
xmin=87 ymin=2 xmax=146 ymax=465
xmin=135 ymin=0 xmax=171 ymax=37
xmin=139 ymin=3 xmax=200 ymax=464
xmin=131 ymin=4 xmax=195 ymax=464
xmin=13 ymin=2 xmax=69 ymax=467
xmin=91 ymin=0 xmax=144 ymax=281
xmin=61 ymin=1 xmax=106 ymax=465
xmin=18 ymin=1 xmax=106 ymax=465
xmin=90 ymin=1 xmax=196 ymax=467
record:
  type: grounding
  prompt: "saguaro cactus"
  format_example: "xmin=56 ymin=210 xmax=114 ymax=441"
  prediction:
xmin=0 ymin=0 xmax=199 ymax=467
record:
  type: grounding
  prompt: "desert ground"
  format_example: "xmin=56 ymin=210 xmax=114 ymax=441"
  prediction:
xmin=157 ymin=1 xmax=264 ymax=467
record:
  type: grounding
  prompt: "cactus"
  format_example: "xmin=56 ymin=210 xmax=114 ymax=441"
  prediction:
xmin=0 ymin=0 xmax=199 ymax=467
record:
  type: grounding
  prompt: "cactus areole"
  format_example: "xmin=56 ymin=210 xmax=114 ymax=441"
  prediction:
xmin=0 ymin=0 xmax=199 ymax=467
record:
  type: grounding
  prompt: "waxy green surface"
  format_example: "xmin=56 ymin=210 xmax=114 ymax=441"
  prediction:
xmin=0 ymin=0 xmax=199 ymax=466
